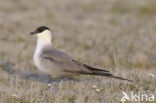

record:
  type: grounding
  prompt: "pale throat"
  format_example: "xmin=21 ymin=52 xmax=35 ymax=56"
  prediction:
xmin=36 ymin=34 xmax=52 ymax=50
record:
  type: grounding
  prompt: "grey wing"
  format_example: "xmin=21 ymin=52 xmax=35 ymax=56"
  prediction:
xmin=41 ymin=48 xmax=147 ymax=88
xmin=41 ymin=48 xmax=91 ymax=73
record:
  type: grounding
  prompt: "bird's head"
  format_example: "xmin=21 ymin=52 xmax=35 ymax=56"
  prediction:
xmin=30 ymin=26 xmax=52 ymax=40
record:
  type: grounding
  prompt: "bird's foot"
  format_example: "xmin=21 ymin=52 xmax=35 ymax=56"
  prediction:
xmin=49 ymin=86 xmax=59 ymax=93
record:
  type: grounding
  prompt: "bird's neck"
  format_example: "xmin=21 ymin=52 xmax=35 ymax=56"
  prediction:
xmin=36 ymin=30 xmax=52 ymax=49
xmin=36 ymin=37 xmax=52 ymax=52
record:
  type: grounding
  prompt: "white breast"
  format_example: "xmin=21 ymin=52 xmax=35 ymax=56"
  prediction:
xmin=33 ymin=47 xmax=41 ymax=70
xmin=33 ymin=32 xmax=52 ymax=72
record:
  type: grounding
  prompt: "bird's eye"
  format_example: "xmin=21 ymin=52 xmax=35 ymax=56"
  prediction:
xmin=38 ymin=28 xmax=44 ymax=32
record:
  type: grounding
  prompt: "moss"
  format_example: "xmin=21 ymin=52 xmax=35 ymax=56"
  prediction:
xmin=110 ymin=2 xmax=134 ymax=14
xmin=13 ymin=37 xmax=25 ymax=43
xmin=67 ymin=96 xmax=75 ymax=102
xmin=135 ymin=61 xmax=146 ymax=69
xmin=8 ymin=27 xmax=15 ymax=33
xmin=129 ymin=84 xmax=136 ymax=90
xmin=138 ymin=3 xmax=156 ymax=15
xmin=109 ymin=18 xmax=119 ymax=26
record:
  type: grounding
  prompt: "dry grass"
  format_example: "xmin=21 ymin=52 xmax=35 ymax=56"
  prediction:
xmin=0 ymin=0 xmax=156 ymax=103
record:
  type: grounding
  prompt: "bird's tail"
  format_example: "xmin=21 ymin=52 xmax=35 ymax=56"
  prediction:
xmin=70 ymin=60 xmax=149 ymax=89
xmin=82 ymin=64 xmax=149 ymax=89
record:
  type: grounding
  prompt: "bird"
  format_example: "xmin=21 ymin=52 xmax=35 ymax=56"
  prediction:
xmin=30 ymin=26 xmax=147 ymax=88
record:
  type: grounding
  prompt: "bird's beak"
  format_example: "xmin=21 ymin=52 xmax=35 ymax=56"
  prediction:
xmin=30 ymin=31 xmax=35 ymax=35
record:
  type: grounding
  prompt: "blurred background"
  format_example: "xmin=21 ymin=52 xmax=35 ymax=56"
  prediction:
xmin=0 ymin=0 xmax=155 ymax=103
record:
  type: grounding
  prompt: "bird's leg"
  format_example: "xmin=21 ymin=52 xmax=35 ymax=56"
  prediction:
xmin=49 ymin=78 xmax=65 ymax=92
xmin=50 ymin=86 xmax=58 ymax=93
xmin=49 ymin=78 xmax=59 ymax=93
xmin=59 ymin=80 xmax=62 ymax=88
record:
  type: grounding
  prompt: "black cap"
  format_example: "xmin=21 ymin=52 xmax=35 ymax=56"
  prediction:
xmin=30 ymin=26 xmax=50 ymax=35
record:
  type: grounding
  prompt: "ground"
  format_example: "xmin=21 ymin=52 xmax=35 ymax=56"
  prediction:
xmin=0 ymin=0 xmax=156 ymax=103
